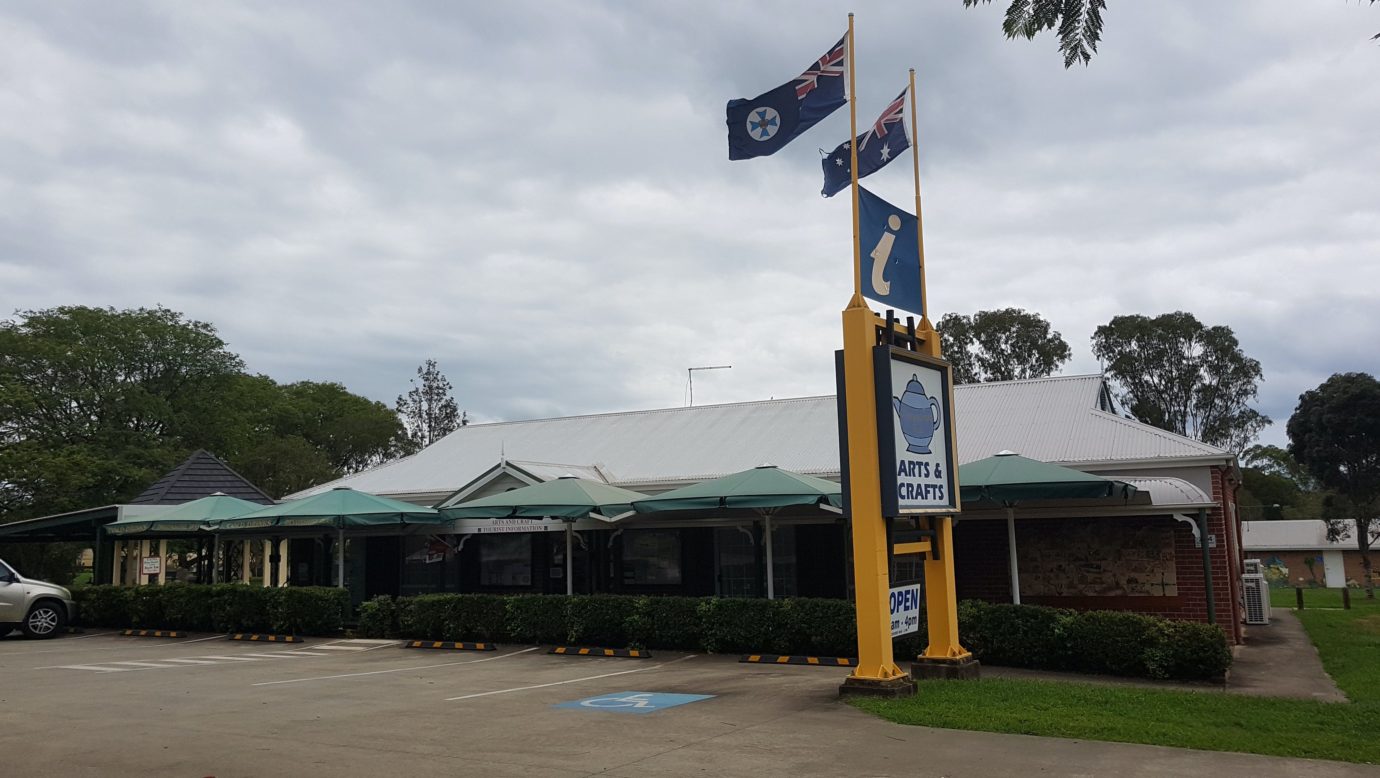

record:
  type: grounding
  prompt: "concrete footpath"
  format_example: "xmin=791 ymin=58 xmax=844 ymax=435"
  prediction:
xmin=1 ymin=633 xmax=1373 ymax=777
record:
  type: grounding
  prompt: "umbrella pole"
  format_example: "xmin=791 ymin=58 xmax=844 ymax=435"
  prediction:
xmin=565 ymin=521 xmax=574 ymax=596
xmin=764 ymin=514 xmax=775 ymax=600
xmin=1006 ymin=507 xmax=1021 ymax=605
xmin=337 ymin=528 xmax=346 ymax=589
xmin=212 ymin=534 xmax=220 ymax=584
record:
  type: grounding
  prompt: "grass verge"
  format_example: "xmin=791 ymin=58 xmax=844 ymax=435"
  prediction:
xmin=852 ymin=608 xmax=1380 ymax=765
xmin=1271 ymin=586 xmax=1380 ymax=610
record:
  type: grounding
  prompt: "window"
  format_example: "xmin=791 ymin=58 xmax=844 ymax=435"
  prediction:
xmin=479 ymin=534 xmax=532 ymax=587
xmin=622 ymin=530 xmax=682 ymax=586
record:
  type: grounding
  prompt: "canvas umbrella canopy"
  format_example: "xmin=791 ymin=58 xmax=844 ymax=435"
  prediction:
xmin=631 ymin=465 xmax=842 ymax=599
xmin=958 ymin=451 xmax=1136 ymax=604
xmin=105 ymin=494 xmax=264 ymax=536
xmin=108 ymin=493 xmax=268 ymax=585
xmin=211 ymin=487 xmax=445 ymax=588
xmin=441 ymin=476 xmax=650 ymax=595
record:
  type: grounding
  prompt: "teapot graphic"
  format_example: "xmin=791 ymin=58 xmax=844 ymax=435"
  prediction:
xmin=892 ymin=374 xmax=942 ymax=454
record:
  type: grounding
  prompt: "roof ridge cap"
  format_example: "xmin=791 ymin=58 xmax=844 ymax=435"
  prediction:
xmin=454 ymin=395 xmax=837 ymax=430
xmin=1087 ymin=408 xmax=1230 ymax=454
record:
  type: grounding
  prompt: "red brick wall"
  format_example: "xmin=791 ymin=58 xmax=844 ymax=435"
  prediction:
xmin=953 ymin=501 xmax=1243 ymax=643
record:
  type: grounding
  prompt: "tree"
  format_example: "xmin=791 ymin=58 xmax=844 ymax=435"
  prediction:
xmin=0 ymin=306 xmax=244 ymax=519
xmin=962 ymin=0 xmax=1106 ymax=68
xmin=395 ymin=359 xmax=461 ymax=454
xmin=1091 ymin=311 xmax=1269 ymax=452
xmin=962 ymin=2 xmax=1380 ymax=69
xmin=1287 ymin=372 xmax=1380 ymax=598
xmin=1239 ymin=444 xmax=1322 ymax=521
xmin=938 ymin=308 xmax=1072 ymax=384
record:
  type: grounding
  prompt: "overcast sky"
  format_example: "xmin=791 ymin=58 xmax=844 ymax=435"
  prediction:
xmin=2 ymin=1 xmax=1376 ymax=448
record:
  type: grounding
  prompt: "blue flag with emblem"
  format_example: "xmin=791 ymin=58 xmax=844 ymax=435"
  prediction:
xmin=859 ymin=187 xmax=923 ymax=317
xmin=821 ymin=89 xmax=909 ymax=197
xmin=726 ymin=35 xmax=847 ymax=160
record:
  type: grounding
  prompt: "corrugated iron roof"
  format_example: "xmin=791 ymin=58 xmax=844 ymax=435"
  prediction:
xmin=291 ymin=374 xmax=1230 ymax=500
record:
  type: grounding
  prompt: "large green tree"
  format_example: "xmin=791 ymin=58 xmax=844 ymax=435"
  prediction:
xmin=0 ymin=306 xmax=409 ymax=523
xmin=962 ymin=1 xmax=1378 ymax=69
xmin=938 ymin=308 xmax=1072 ymax=384
xmin=1238 ymin=444 xmax=1322 ymax=521
xmin=1091 ymin=311 xmax=1268 ymax=453
xmin=0 ymin=306 xmax=244 ymax=519
xmin=1287 ymin=372 xmax=1380 ymax=597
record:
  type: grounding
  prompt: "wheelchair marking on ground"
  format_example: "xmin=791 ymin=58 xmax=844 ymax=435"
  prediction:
xmin=555 ymin=691 xmax=715 ymax=714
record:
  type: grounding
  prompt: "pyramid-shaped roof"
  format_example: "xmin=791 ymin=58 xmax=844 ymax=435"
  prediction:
xmin=130 ymin=450 xmax=274 ymax=506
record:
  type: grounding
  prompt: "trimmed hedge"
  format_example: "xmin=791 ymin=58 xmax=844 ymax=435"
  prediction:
xmin=72 ymin=584 xmax=349 ymax=636
xmin=353 ymin=593 xmax=1232 ymax=682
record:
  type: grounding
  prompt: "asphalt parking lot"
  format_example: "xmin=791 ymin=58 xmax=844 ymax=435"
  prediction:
xmin=1 ymin=632 xmax=1372 ymax=778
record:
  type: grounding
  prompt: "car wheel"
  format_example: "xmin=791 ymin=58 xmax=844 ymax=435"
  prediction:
xmin=21 ymin=601 xmax=66 ymax=639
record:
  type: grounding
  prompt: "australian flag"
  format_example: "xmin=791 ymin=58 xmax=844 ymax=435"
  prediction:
xmin=820 ymin=89 xmax=909 ymax=197
xmin=726 ymin=36 xmax=847 ymax=160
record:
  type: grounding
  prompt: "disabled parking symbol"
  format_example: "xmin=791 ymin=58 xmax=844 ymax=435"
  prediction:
xmin=555 ymin=691 xmax=714 ymax=714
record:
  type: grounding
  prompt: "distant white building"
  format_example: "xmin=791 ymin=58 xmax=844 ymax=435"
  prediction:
xmin=1243 ymin=519 xmax=1378 ymax=588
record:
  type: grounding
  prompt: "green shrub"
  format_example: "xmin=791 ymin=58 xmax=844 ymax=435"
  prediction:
xmin=356 ymin=596 xmax=397 ymax=638
xmin=1063 ymin=610 xmax=1166 ymax=677
xmin=630 ymin=596 xmax=704 ymax=649
xmin=447 ymin=595 xmax=513 ymax=642
xmin=775 ymin=597 xmax=857 ymax=656
xmin=158 ymin=584 xmax=217 ymax=632
xmin=209 ymin=584 xmax=272 ymax=632
xmin=699 ymin=598 xmax=780 ymax=654
xmin=73 ymin=586 xmax=132 ymax=627
xmin=399 ymin=593 xmax=453 ymax=640
xmin=505 ymin=594 xmax=569 ymax=643
xmin=270 ymin=587 xmax=347 ymax=635
xmin=126 ymin=587 xmax=166 ymax=628
xmin=567 ymin=595 xmax=640 ymax=646
xmin=959 ymin=601 xmax=1072 ymax=670
xmin=1148 ymin=621 xmax=1233 ymax=681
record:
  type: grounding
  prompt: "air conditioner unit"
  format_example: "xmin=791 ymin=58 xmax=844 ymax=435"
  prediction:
xmin=1244 ymin=558 xmax=1264 ymax=576
xmin=1242 ymin=573 xmax=1269 ymax=625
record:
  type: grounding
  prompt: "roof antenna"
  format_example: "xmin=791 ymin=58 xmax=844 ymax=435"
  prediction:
xmin=687 ymin=365 xmax=732 ymax=407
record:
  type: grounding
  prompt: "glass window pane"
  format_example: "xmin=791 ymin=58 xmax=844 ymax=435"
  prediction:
xmin=623 ymin=530 xmax=681 ymax=585
xmin=480 ymin=534 xmax=532 ymax=587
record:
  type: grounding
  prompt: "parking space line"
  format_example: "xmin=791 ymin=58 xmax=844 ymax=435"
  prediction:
xmin=48 ymin=664 xmax=132 ymax=673
xmin=160 ymin=658 xmax=220 ymax=664
xmin=240 ymin=653 xmax=307 ymax=659
xmin=197 ymin=655 xmax=261 ymax=662
xmin=108 ymin=661 xmax=184 ymax=669
xmin=313 ymin=645 xmax=369 ymax=651
xmin=252 ymin=646 xmax=542 ymax=687
xmin=444 ymin=655 xmax=695 ymax=702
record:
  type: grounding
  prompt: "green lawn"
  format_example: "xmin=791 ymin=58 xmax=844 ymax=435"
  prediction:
xmin=1270 ymin=586 xmax=1380 ymax=610
xmin=852 ymin=608 xmax=1380 ymax=764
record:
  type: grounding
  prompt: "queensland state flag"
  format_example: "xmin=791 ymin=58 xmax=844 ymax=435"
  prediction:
xmin=726 ymin=36 xmax=847 ymax=160
xmin=859 ymin=187 xmax=923 ymax=317
xmin=820 ymin=89 xmax=909 ymax=197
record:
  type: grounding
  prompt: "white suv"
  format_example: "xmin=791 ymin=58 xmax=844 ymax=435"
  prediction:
xmin=0 ymin=558 xmax=76 ymax=639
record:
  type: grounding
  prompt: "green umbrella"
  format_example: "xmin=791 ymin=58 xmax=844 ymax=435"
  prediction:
xmin=213 ymin=487 xmax=444 ymax=588
xmin=959 ymin=452 xmax=1133 ymax=504
xmin=441 ymin=477 xmax=648 ymax=520
xmin=105 ymin=494 xmax=265 ymax=536
xmin=630 ymin=465 xmax=842 ymax=599
xmin=630 ymin=465 xmax=840 ymax=513
xmin=442 ymin=477 xmax=648 ymax=595
xmin=957 ymin=451 xmax=1136 ymax=604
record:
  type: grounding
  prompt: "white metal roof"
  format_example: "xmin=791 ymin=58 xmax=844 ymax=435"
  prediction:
xmin=1118 ymin=477 xmax=1213 ymax=508
xmin=1243 ymin=519 xmax=1370 ymax=551
xmin=290 ymin=374 xmax=1231 ymax=501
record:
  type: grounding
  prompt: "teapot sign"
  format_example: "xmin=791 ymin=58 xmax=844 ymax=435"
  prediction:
xmin=874 ymin=346 xmax=959 ymax=515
